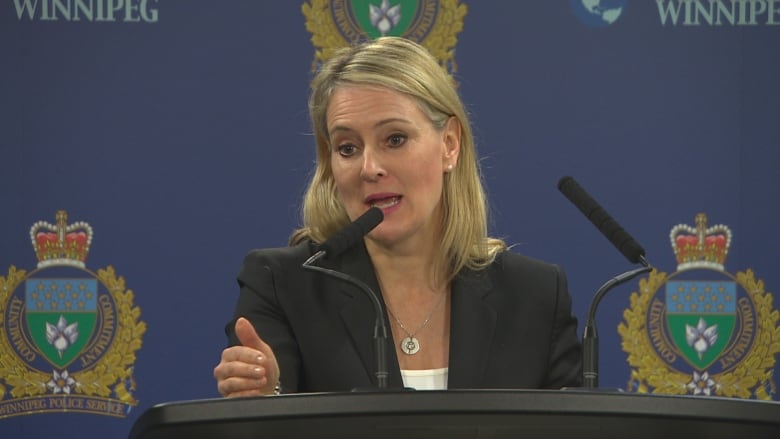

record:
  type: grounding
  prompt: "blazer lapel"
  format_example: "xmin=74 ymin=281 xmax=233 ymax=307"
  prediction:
xmin=331 ymin=243 xmax=404 ymax=389
xmin=447 ymin=268 xmax=496 ymax=389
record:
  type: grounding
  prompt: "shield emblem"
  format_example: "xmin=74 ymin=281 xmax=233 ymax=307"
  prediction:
xmin=349 ymin=0 xmax=420 ymax=39
xmin=665 ymin=281 xmax=736 ymax=370
xmin=25 ymin=278 xmax=98 ymax=369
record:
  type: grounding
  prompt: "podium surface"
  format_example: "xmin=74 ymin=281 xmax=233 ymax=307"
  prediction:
xmin=129 ymin=389 xmax=780 ymax=439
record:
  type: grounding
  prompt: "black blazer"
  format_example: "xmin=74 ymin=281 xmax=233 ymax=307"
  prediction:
xmin=226 ymin=240 xmax=583 ymax=392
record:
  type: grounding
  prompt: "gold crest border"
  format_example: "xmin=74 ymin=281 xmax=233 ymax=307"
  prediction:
xmin=302 ymin=0 xmax=467 ymax=73
xmin=0 ymin=265 xmax=146 ymax=405
xmin=618 ymin=269 xmax=780 ymax=400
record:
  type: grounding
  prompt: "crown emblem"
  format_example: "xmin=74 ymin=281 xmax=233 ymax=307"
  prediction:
xmin=29 ymin=210 xmax=93 ymax=268
xmin=669 ymin=213 xmax=731 ymax=271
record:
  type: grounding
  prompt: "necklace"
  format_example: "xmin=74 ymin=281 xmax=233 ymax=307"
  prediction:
xmin=387 ymin=292 xmax=446 ymax=355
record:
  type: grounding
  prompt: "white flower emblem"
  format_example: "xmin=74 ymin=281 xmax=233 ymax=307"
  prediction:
xmin=47 ymin=370 xmax=76 ymax=394
xmin=46 ymin=314 xmax=79 ymax=358
xmin=687 ymin=371 xmax=717 ymax=396
xmin=369 ymin=0 xmax=401 ymax=36
xmin=685 ymin=317 xmax=718 ymax=360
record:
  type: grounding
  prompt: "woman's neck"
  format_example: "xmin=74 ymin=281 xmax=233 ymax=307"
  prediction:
xmin=365 ymin=228 xmax=446 ymax=289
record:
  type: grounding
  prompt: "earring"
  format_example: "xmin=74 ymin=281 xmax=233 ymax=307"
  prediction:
xmin=446 ymin=164 xmax=454 ymax=172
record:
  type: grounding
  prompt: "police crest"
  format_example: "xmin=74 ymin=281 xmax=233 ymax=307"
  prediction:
xmin=619 ymin=213 xmax=780 ymax=400
xmin=0 ymin=211 xmax=146 ymax=418
xmin=302 ymin=0 xmax=467 ymax=73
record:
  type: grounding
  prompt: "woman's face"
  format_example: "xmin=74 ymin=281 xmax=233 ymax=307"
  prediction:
xmin=326 ymin=85 xmax=460 ymax=250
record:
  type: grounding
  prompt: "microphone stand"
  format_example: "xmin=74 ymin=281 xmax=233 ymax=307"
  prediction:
xmin=302 ymin=250 xmax=389 ymax=389
xmin=582 ymin=255 xmax=652 ymax=388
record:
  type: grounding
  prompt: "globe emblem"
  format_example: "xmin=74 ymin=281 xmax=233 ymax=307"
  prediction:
xmin=570 ymin=0 xmax=627 ymax=27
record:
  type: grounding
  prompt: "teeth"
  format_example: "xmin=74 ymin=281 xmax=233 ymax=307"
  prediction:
xmin=371 ymin=197 xmax=400 ymax=209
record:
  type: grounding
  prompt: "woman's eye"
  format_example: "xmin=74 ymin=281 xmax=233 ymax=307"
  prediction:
xmin=337 ymin=144 xmax=357 ymax=157
xmin=387 ymin=134 xmax=406 ymax=147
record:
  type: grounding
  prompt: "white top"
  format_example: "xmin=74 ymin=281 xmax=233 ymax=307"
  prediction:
xmin=400 ymin=367 xmax=449 ymax=390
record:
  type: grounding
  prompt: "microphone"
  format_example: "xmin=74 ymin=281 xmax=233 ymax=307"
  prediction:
xmin=301 ymin=207 xmax=392 ymax=389
xmin=557 ymin=176 xmax=653 ymax=389
xmin=317 ymin=207 xmax=384 ymax=259
xmin=558 ymin=176 xmax=647 ymax=266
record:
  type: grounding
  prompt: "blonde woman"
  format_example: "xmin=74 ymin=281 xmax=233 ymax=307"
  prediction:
xmin=214 ymin=37 xmax=582 ymax=396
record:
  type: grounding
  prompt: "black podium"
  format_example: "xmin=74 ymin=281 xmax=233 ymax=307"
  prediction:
xmin=129 ymin=389 xmax=780 ymax=439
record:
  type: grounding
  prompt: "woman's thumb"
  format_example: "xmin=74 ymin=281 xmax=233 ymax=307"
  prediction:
xmin=235 ymin=317 xmax=268 ymax=351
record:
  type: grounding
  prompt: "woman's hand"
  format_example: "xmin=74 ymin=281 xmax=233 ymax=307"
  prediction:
xmin=213 ymin=317 xmax=281 ymax=397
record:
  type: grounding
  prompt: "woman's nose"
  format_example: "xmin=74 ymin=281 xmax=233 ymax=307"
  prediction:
xmin=359 ymin=148 xmax=386 ymax=181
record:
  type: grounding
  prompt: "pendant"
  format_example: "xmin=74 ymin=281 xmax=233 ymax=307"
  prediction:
xmin=400 ymin=336 xmax=420 ymax=355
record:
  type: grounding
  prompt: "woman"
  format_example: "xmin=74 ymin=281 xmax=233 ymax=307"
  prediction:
xmin=213 ymin=37 xmax=582 ymax=396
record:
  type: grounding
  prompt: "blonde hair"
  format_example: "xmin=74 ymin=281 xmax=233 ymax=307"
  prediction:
xmin=291 ymin=37 xmax=506 ymax=283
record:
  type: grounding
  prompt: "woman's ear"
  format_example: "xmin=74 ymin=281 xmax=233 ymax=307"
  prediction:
xmin=442 ymin=116 xmax=461 ymax=168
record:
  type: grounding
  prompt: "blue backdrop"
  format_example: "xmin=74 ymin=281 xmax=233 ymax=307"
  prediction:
xmin=2 ymin=1 xmax=779 ymax=437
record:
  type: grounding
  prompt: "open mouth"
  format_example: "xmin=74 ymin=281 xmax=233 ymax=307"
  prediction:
xmin=370 ymin=196 xmax=401 ymax=209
